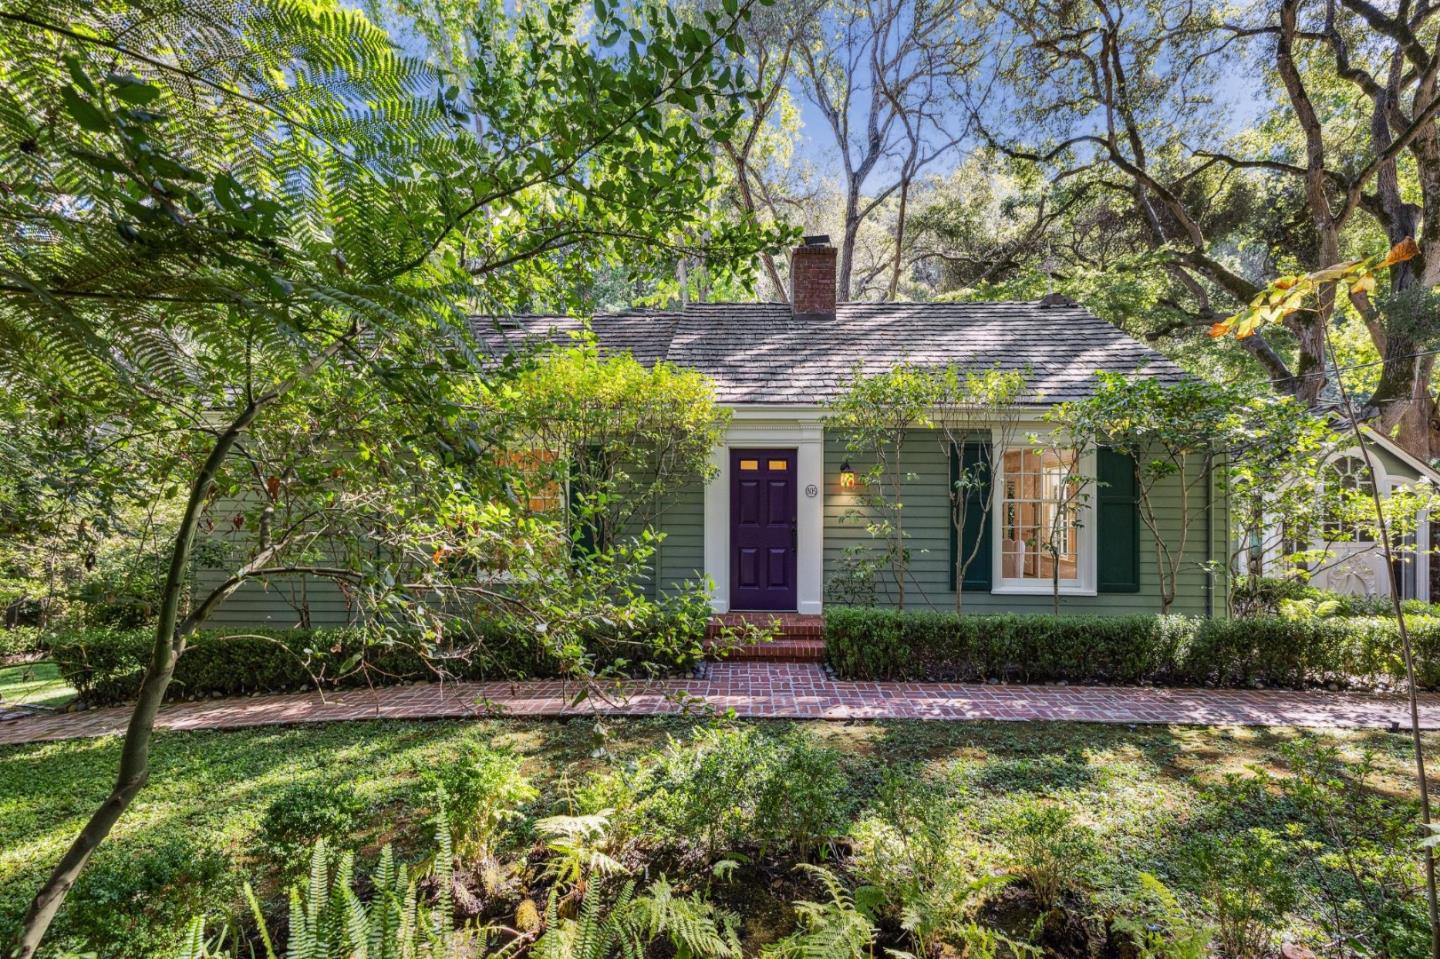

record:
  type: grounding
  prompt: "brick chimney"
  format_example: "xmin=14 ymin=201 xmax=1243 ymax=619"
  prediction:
xmin=790 ymin=235 xmax=837 ymax=319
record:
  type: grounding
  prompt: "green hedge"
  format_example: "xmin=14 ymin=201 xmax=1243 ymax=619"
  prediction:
xmin=824 ymin=608 xmax=1440 ymax=690
xmin=52 ymin=616 xmax=706 ymax=706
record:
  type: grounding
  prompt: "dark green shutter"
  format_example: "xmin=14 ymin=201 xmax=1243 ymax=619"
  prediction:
xmin=568 ymin=456 xmax=600 ymax=556
xmin=1096 ymin=446 xmax=1140 ymax=592
xmin=949 ymin=441 xmax=992 ymax=591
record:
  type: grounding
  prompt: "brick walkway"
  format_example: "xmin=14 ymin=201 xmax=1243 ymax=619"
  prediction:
xmin=4 ymin=664 xmax=1440 ymax=746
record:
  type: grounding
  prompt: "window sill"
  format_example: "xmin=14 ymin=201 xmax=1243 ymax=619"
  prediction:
xmin=990 ymin=583 xmax=1097 ymax=597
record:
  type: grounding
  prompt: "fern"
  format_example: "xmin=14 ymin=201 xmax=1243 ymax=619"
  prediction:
xmin=175 ymin=917 xmax=218 ymax=959
xmin=536 ymin=810 xmax=627 ymax=889
xmin=621 ymin=877 xmax=741 ymax=959
xmin=533 ymin=877 xmax=739 ymax=959
xmin=759 ymin=867 xmax=878 ymax=959
xmin=237 ymin=806 xmax=466 ymax=959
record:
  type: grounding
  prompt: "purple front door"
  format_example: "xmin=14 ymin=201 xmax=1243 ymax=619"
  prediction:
xmin=730 ymin=449 xmax=798 ymax=611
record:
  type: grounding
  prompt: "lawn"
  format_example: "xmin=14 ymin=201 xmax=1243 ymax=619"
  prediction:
xmin=1 ymin=718 xmax=1433 ymax=958
xmin=0 ymin=662 xmax=75 ymax=711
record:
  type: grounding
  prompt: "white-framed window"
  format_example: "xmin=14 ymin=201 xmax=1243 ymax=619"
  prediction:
xmin=1321 ymin=453 xmax=1378 ymax=543
xmin=992 ymin=443 xmax=1096 ymax=594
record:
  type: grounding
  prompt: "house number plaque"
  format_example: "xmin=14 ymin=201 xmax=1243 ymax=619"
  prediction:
xmin=804 ymin=484 xmax=818 ymax=498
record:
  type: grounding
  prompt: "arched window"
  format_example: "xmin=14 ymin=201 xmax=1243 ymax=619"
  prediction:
xmin=1323 ymin=455 xmax=1377 ymax=542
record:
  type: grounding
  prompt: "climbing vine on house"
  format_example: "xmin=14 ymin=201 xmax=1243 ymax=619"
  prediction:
xmin=827 ymin=364 xmax=938 ymax=610
xmin=490 ymin=337 xmax=730 ymax=553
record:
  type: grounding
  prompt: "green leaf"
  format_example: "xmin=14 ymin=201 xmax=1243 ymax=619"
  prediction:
xmin=64 ymin=56 xmax=97 ymax=96
xmin=213 ymin=172 xmax=244 ymax=213
xmin=71 ymin=149 xmax=129 ymax=176
xmin=60 ymin=86 xmax=109 ymax=133
xmin=110 ymin=77 xmax=161 ymax=105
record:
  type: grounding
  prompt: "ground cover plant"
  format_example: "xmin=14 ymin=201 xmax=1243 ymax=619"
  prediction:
xmin=1 ymin=717 xmax=1435 ymax=958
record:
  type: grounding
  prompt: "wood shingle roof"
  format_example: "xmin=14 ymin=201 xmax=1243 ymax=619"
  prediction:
xmin=470 ymin=300 xmax=1186 ymax=406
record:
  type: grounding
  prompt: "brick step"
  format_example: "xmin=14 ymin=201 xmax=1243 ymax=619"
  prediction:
xmin=705 ymin=613 xmax=825 ymax=663
xmin=712 ymin=638 xmax=826 ymax=663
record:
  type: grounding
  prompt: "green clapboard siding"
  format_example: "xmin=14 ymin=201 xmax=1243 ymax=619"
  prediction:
xmin=192 ymin=492 xmax=360 ymax=628
xmin=1096 ymin=447 xmax=1140 ymax=593
xmin=825 ymin=428 xmax=1227 ymax=616
xmin=196 ymin=469 xmax=710 ymax=625
xmin=652 ymin=472 xmax=706 ymax=596
xmin=197 ymin=424 xmax=1230 ymax=626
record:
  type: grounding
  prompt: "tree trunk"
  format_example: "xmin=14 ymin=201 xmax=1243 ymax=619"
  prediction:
xmin=887 ymin=177 xmax=911 ymax=301
xmin=1378 ymin=368 xmax=1440 ymax=460
xmin=12 ymin=404 xmax=260 ymax=958
xmin=838 ymin=187 xmax=861 ymax=302
xmin=1278 ymin=0 xmax=1341 ymax=409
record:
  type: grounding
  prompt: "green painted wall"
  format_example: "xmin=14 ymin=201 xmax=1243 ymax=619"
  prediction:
xmin=196 ymin=475 xmax=708 ymax=627
xmin=823 ymin=429 xmax=1229 ymax=616
xmin=653 ymin=474 xmax=706 ymax=594
xmin=196 ymin=426 xmax=1232 ymax=626
xmin=1368 ymin=442 xmax=1427 ymax=485
xmin=192 ymin=492 xmax=360 ymax=628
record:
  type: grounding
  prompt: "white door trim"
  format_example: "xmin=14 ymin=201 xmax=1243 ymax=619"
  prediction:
xmin=703 ymin=417 xmax=825 ymax=614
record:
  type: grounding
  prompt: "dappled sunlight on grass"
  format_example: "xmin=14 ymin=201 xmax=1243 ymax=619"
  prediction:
xmin=3 ymin=717 xmax=1438 ymax=955
xmin=0 ymin=661 xmax=75 ymax=710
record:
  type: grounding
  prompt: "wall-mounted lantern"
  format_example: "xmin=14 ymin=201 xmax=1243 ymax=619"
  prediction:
xmin=839 ymin=459 xmax=856 ymax=489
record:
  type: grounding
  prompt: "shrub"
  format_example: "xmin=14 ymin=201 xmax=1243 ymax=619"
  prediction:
xmin=257 ymin=781 xmax=369 ymax=872
xmin=1230 ymin=576 xmax=1327 ymax=617
xmin=586 ymin=725 xmax=853 ymax=864
xmin=1233 ymin=575 xmax=1440 ymax=619
xmin=823 ymin=608 xmax=1440 ymax=689
xmin=753 ymin=732 xmax=854 ymax=858
xmin=50 ymin=613 xmax=707 ymax=706
xmin=0 ymin=626 xmax=46 ymax=660
xmin=995 ymin=799 xmax=1096 ymax=910
xmin=65 ymin=833 xmax=232 ymax=959
xmin=1190 ymin=615 xmax=1440 ymax=688
xmin=1284 ymin=741 xmax=1430 ymax=959
xmin=824 ymin=609 xmax=1190 ymax=684
xmin=71 ymin=547 xmax=173 ymax=629
xmin=645 ymin=726 xmax=763 ymax=861
xmin=1181 ymin=828 xmax=1296 ymax=959
xmin=847 ymin=770 xmax=995 ymax=955
xmin=423 ymin=743 xmax=538 ymax=858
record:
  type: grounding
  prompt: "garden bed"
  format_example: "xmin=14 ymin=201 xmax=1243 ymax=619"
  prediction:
xmin=1 ymin=717 xmax=1432 ymax=958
